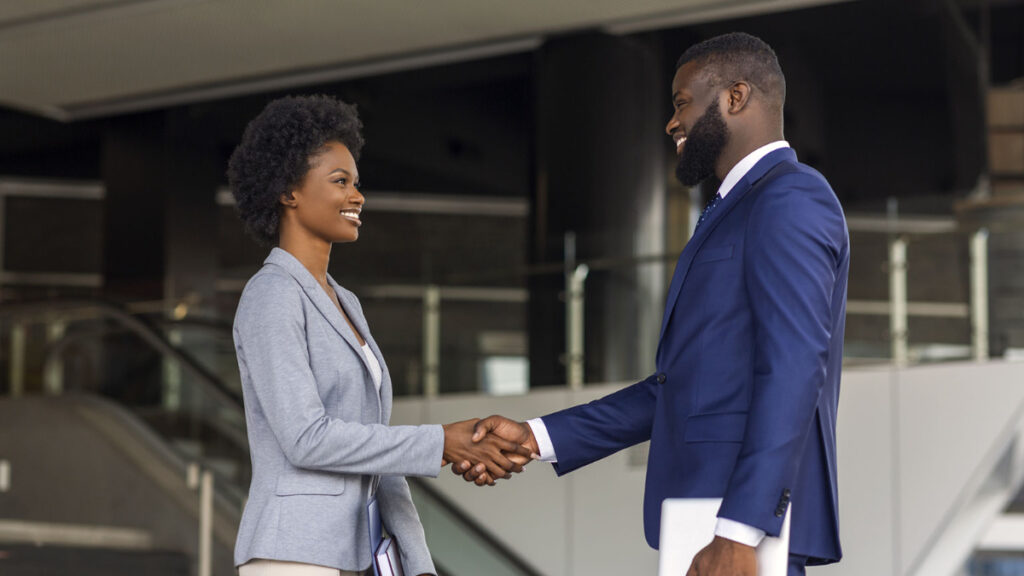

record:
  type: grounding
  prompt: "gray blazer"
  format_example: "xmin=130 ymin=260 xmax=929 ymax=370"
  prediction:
xmin=233 ymin=247 xmax=444 ymax=575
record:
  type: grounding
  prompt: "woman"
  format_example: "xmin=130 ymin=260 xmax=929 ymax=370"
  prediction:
xmin=228 ymin=95 xmax=529 ymax=576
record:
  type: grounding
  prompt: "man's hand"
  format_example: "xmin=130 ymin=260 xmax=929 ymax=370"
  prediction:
xmin=442 ymin=419 xmax=532 ymax=484
xmin=686 ymin=536 xmax=757 ymax=576
xmin=451 ymin=415 xmax=540 ymax=486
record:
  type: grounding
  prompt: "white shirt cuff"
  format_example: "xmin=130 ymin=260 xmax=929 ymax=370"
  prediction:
xmin=715 ymin=518 xmax=766 ymax=547
xmin=526 ymin=418 xmax=558 ymax=463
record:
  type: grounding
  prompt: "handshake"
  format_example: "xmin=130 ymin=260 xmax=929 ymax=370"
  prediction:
xmin=441 ymin=416 xmax=539 ymax=486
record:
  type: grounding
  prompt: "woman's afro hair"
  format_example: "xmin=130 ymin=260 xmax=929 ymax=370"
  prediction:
xmin=227 ymin=94 xmax=364 ymax=246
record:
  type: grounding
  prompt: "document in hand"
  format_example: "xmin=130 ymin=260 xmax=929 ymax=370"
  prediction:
xmin=658 ymin=499 xmax=790 ymax=576
xmin=368 ymin=497 xmax=382 ymax=576
xmin=375 ymin=537 xmax=405 ymax=576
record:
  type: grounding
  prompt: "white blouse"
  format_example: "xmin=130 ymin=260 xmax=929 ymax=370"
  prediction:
xmin=361 ymin=343 xmax=382 ymax=393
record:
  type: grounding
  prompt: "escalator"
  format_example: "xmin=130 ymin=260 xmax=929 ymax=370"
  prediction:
xmin=0 ymin=299 xmax=542 ymax=576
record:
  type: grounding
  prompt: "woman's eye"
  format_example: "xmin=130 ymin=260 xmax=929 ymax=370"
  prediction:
xmin=334 ymin=178 xmax=347 ymax=186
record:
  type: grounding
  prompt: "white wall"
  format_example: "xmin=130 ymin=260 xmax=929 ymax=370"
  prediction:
xmin=393 ymin=360 xmax=1024 ymax=576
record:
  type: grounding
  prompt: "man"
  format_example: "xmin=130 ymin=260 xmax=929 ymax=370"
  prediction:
xmin=456 ymin=32 xmax=848 ymax=576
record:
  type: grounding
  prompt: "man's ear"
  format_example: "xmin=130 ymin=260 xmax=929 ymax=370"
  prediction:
xmin=726 ymin=81 xmax=753 ymax=114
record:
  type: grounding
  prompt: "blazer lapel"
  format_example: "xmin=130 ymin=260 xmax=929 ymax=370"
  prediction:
xmin=332 ymin=280 xmax=386 ymax=422
xmin=658 ymin=148 xmax=796 ymax=344
xmin=264 ymin=249 xmax=374 ymax=375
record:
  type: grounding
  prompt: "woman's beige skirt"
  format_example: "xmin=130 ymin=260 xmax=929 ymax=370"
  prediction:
xmin=238 ymin=559 xmax=369 ymax=576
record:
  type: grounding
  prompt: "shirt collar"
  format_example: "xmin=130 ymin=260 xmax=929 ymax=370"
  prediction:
xmin=716 ymin=140 xmax=790 ymax=199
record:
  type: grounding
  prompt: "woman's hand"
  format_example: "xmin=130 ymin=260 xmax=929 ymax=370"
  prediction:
xmin=451 ymin=415 xmax=540 ymax=486
xmin=442 ymin=419 xmax=532 ymax=485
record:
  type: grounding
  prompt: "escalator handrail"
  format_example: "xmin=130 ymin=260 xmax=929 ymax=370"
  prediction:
xmin=0 ymin=298 xmax=243 ymax=406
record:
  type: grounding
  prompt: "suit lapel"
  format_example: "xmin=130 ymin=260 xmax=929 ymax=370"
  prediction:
xmin=658 ymin=148 xmax=796 ymax=344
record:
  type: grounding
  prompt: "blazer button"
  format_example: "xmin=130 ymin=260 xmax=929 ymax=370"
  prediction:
xmin=775 ymin=509 xmax=784 ymax=518
xmin=657 ymin=373 xmax=667 ymax=384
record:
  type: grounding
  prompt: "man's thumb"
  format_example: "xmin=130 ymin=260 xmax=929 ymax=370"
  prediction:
xmin=472 ymin=417 xmax=495 ymax=442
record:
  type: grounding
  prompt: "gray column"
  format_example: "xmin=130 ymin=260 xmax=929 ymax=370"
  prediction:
xmin=530 ymin=33 xmax=667 ymax=386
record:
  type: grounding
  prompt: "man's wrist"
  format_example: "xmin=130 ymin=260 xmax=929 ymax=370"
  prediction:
xmin=526 ymin=418 xmax=558 ymax=462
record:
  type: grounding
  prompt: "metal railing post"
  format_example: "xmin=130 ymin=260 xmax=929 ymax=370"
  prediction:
xmin=0 ymin=459 xmax=10 ymax=493
xmin=422 ymin=285 xmax=441 ymax=398
xmin=187 ymin=463 xmax=213 ymax=576
xmin=970 ymin=228 xmax=990 ymax=361
xmin=43 ymin=321 xmax=66 ymax=395
xmin=889 ymin=236 xmax=909 ymax=366
xmin=163 ymin=328 xmax=183 ymax=412
xmin=566 ymin=264 xmax=589 ymax=391
xmin=199 ymin=470 xmax=213 ymax=576
xmin=9 ymin=323 xmax=25 ymax=397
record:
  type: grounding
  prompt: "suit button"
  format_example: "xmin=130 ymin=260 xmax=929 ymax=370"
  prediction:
xmin=783 ymin=489 xmax=791 ymax=498
xmin=657 ymin=373 xmax=666 ymax=384
xmin=775 ymin=509 xmax=784 ymax=518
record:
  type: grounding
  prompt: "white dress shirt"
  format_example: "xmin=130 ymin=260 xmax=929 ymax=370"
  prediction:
xmin=525 ymin=141 xmax=791 ymax=548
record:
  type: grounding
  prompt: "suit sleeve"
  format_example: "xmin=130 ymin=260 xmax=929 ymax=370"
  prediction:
xmin=541 ymin=374 xmax=659 ymax=475
xmin=717 ymin=173 xmax=844 ymax=535
xmin=235 ymin=273 xmax=444 ymax=477
xmin=377 ymin=475 xmax=437 ymax=576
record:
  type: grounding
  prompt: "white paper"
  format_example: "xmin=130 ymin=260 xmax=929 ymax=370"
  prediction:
xmin=658 ymin=499 xmax=790 ymax=576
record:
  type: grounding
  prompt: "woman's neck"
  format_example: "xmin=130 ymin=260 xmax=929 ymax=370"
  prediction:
xmin=278 ymin=231 xmax=332 ymax=287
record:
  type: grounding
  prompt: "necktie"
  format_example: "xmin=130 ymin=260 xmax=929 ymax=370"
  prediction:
xmin=694 ymin=193 xmax=722 ymax=232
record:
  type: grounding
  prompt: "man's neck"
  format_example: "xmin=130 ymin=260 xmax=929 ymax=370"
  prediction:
xmin=714 ymin=132 xmax=784 ymax=182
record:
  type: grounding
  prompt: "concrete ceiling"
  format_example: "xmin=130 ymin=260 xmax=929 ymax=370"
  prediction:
xmin=0 ymin=0 xmax=849 ymax=121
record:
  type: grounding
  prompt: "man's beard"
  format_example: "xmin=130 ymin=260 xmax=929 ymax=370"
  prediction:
xmin=675 ymin=97 xmax=729 ymax=187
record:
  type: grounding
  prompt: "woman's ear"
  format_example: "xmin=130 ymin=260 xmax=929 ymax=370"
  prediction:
xmin=279 ymin=190 xmax=298 ymax=208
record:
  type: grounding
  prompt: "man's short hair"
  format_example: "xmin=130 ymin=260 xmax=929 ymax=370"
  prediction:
xmin=676 ymin=32 xmax=786 ymax=108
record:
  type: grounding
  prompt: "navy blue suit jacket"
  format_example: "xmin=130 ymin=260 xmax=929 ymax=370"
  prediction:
xmin=542 ymin=148 xmax=848 ymax=564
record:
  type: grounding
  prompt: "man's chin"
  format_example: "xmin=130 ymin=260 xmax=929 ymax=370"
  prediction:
xmin=675 ymin=163 xmax=713 ymax=188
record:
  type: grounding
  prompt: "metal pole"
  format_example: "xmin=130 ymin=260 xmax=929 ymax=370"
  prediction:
xmin=566 ymin=264 xmax=589 ymax=390
xmin=970 ymin=228 xmax=990 ymax=361
xmin=163 ymin=328 xmax=183 ymax=412
xmin=0 ymin=193 xmax=6 ymax=303
xmin=198 ymin=470 xmax=213 ymax=576
xmin=889 ymin=236 xmax=909 ymax=366
xmin=186 ymin=463 xmax=213 ymax=576
xmin=563 ymin=232 xmax=577 ymax=388
xmin=43 ymin=321 xmax=66 ymax=395
xmin=0 ymin=460 xmax=10 ymax=493
xmin=9 ymin=323 xmax=25 ymax=397
xmin=422 ymin=285 xmax=441 ymax=398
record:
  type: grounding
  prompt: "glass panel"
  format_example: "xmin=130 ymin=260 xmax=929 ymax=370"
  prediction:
xmin=408 ymin=478 xmax=541 ymax=576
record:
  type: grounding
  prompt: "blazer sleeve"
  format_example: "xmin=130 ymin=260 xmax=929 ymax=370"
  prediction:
xmin=718 ymin=172 xmax=845 ymax=535
xmin=234 ymin=273 xmax=444 ymax=477
xmin=541 ymin=373 xmax=659 ymax=475
xmin=377 ymin=475 xmax=437 ymax=576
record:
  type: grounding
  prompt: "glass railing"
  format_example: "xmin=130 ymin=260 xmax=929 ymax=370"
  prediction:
xmin=0 ymin=297 xmax=542 ymax=576
xmin=409 ymin=477 xmax=543 ymax=576
xmin=0 ymin=299 xmax=250 ymax=510
xmin=842 ymin=214 xmax=988 ymax=366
